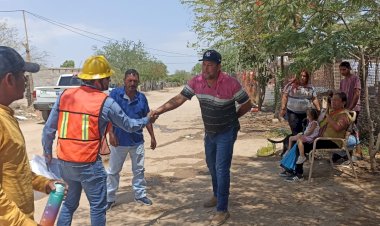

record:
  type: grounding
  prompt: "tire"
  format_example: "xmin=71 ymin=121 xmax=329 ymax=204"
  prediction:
xmin=41 ymin=110 xmax=51 ymax=122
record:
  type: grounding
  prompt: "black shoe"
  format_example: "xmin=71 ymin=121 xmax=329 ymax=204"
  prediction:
xmin=106 ymin=201 xmax=115 ymax=211
xmin=135 ymin=196 xmax=153 ymax=206
xmin=285 ymin=175 xmax=304 ymax=182
xmin=279 ymin=170 xmax=294 ymax=177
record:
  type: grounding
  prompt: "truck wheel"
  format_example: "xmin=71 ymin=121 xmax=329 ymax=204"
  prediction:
xmin=42 ymin=110 xmax=51 ymax=122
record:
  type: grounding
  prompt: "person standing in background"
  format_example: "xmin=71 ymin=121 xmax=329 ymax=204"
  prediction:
xmin=339 ymin=61 xmax=361 ymax=124
xmin=106 ymin=69 xmax=156 ymax=210
xmin=280 ymin=70 xmax=321 ymax=135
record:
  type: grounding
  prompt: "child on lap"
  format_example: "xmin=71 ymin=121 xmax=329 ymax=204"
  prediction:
xmin=287 ymin=109 xmax=320 ymax=164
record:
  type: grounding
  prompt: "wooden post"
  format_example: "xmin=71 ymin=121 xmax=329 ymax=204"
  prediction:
xmin=22 ymin=10 xmax=33 ymax=107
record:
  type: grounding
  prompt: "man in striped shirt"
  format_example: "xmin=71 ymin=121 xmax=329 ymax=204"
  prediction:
xmin=153 ymin=50 xmax=252 ymax=226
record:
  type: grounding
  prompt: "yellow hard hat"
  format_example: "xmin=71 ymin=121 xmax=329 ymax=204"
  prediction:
xmin=78 ymin=55 xmax=114 ymax=80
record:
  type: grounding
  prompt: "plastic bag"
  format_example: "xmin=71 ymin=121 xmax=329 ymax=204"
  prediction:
xmin=30 ymin=155 xmax=62 ymax=200
xmin=280 ymin=143 xmax=298 ymax=171
xmin=347 ymin=135 xmax=360 ymax=148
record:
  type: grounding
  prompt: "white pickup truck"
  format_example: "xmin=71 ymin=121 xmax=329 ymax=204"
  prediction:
xmin=33 ymin=74 xmax=81 ymax=121
xmin=33 ymin=74 xmax=115 ymax=121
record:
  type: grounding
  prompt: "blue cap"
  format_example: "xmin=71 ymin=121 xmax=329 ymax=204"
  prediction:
xmin=0 ymin=46 xmax=40 ymax=76
xmin=199 ymin=49 xmax=222 ymax=64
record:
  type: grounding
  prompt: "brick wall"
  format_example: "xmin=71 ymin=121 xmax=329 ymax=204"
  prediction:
xmin=311 ymin=60 xmax=379 ymax=96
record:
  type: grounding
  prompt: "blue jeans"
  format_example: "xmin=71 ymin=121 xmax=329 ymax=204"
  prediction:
xmin=204 ymin=127 xmax=238 ymax=212
xmin=57 ymin=158 xmax=107 ymax=226
xmin=107 ymin=143 xmax=147 ymax=202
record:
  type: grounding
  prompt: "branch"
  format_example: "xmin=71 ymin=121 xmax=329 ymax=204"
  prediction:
xmin=348 ymin=51 xmax=360 ymax=60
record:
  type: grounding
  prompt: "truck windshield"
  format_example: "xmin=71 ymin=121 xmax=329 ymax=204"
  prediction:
xmin=58 ymin=76 xmax=81 ymax=86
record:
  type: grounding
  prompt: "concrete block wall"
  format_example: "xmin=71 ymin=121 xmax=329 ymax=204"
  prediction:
xmin=31 ymin=67 xmax=80 ymax=87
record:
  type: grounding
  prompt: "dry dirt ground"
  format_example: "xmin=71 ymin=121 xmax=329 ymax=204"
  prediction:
xmin=12 ymin=86 xmax=380 ymax=226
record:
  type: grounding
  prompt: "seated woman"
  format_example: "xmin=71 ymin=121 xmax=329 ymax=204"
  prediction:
xmin=285 ymin=92 xmax=354 ymax=182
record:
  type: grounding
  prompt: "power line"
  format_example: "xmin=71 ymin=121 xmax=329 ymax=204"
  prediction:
xmin=0 ymin=9 xmax=199 ymax=64
xmin=25 ymin=11 xmax=109 ymax=44
xmin=0 ymin=10 xmax=24 ymax=13
xmin=26 ymin=11 xmax=116 ymax=42
xmin=22 ymin=10 xmax=196 ymax=57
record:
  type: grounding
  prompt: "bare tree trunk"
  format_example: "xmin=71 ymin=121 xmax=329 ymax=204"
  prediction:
xmin=274 ymin=56 xmax=284 ymax=118
xmin=25 ymin=73 xmax=33 ymax=106
xmin=359 ymin=48 xmax=376 ymax=171
xmin=375 ymin=58 xmax=379 ymax=96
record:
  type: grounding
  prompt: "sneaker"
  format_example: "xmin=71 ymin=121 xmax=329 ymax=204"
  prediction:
xmin=296 ymin=156 xmax=307 ymax=164
xmin=285 ymin=175 xmax=304 ymax=182
xmin=279 ymin=170 xmax=294 ymax=177
xmin=203 ymin=196 xmax=217 ymax=208
xmin=211 ymin=211 xmax=230 ymax=226
xmin=106 ymin=201 xmax=115 ymax=211
xmin=135 ymin=196 xmax=153 ymax=206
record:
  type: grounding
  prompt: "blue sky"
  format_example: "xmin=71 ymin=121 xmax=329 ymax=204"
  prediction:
xmin=0 ymin=0 xmax=201 ymax=74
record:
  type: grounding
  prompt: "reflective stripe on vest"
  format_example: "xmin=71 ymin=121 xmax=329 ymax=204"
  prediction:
xmin=59 ymin=111 xmax=69 ymax=138
xmin=82 ymin=114 xmax=90 ymax=140
xmin=57 ymin=86 xmax=108 ymax=163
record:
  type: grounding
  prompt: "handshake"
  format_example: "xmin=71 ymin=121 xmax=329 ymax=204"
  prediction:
xmin=148 ymin=110 xmax=160 ymax=123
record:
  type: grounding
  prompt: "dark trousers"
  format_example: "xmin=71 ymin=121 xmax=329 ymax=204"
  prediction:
xmin=286 ymin=109 xmax=307 ymax=135
xmin=295 ymin=140 xmax=339 ymax=175
xmin=354 ymin=111 xmax=360 ymax=125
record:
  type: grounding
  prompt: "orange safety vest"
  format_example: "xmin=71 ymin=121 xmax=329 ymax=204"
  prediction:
xmin=57 ymin=86 xmax=108 ymax=163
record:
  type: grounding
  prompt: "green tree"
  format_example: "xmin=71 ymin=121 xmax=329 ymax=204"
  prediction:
xmin=60 ymin=60 xmax=75 ymax=68
xmin=182 ymin=0 xmax=279 ymax=109
xmin=183 ymin=0 xmax=380 ymax=167
xmin=191 ymin=63 xmax=201 ymax=75
xmin=1 ymin=21 xmax=49 ymax=106
xmin=167 ymin=70 xmax=192 ymax=84
xmin=94 ymin=39 xmax=168 ymax=86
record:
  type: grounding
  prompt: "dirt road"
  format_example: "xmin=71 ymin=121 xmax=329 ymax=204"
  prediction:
xmin=19 ymin=86 xmax=380 ymax=225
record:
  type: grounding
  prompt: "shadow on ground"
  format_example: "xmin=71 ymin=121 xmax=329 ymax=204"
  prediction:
xmin=71 ymin=153 xmax=380 ymax=226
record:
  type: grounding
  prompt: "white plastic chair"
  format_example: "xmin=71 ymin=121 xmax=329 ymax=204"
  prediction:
xmin=308 ymin=111 xmax=358 ymax=182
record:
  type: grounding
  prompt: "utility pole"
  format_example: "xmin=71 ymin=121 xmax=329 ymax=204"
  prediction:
xmin=22 ymin=10 xmax=34 ymax=106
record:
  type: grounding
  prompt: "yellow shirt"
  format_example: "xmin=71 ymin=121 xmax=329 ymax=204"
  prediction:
xmin=319 ymin=109 xmax=351 ymax=145
xmin=0 ymin=104 xmax=51 ymax=226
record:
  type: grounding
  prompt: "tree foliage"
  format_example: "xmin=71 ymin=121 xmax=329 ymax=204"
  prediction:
xmin=0 ymin=21 xmax=21 ymax=49
xmin=182 ymin=0 xmax=380 ymax=72
xmin=182 ymin=0 xmax=380 ymax=168
xmin=0 ymin=21 xmax=49 ymax=66
xmin=167 ymin=70 xmax=193 ymax=84
xmin=191 ymin=63 xmax=201 ymax=75
xmin=60 ymin=60 xmax=75 ymax=68
xmin=93 ymin=39 xmax=168 ymax=85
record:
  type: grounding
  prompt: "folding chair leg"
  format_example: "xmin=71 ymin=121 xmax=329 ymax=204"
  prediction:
xmin=308 ymin=150 xmax=315 ymax=182
xmin=345 ymin=148 xmax=358 ymax=180
xmin=329 ymin=155 xmax=334 ymax=168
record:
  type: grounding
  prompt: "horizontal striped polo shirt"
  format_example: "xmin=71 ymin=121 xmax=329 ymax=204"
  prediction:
xmin=181 ymin=71 xmax=250 ymax=133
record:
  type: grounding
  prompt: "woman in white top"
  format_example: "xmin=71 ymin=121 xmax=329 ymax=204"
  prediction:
xmin=280 ymin=70 xmax=321 ymax=135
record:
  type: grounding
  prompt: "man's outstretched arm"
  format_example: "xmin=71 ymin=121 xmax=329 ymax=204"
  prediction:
xmin=154 ymin=93 xmax=188 ymax=115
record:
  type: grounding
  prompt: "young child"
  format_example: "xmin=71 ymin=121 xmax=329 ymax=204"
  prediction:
xmin=287 ymin=108 xmax=320 ymax=164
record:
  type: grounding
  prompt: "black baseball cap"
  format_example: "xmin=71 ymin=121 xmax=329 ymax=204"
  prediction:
xmin=0 ymin=46 xmax=40 ymax=76
xmin=199 ymin=49 xmax=222 ymax=64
